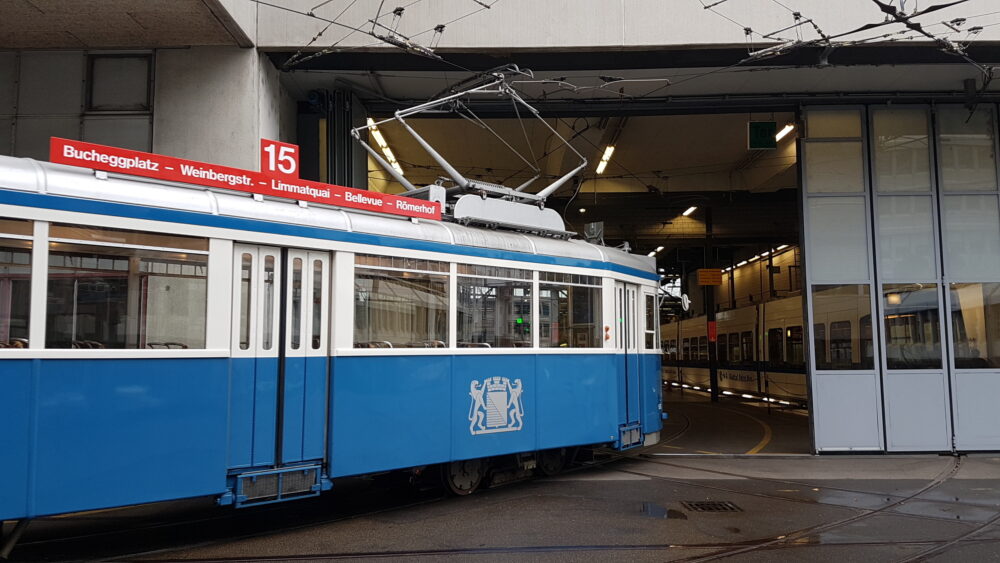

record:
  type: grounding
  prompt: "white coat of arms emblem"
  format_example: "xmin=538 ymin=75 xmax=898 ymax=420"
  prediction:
xmin=468 ymin=376 xmax=524 ymax=435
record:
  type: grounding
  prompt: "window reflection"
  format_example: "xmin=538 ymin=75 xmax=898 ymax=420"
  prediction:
xmin=950 ymin=283 xmax=1000 ymax=368
xmin=45 ymin=241 xmax=207 ymax=349
xmin=0 ymin=238 xmax=31 ymax=348
xmin=812 ymin=284 xmax=874 ymax=370
xmin=354 ymin=255 xmax=449 ymax=348
xmin=937 ymin=106 xmax=998 ymax=192
xmin=883 ymin=283 xmax=941 ymax=369
xmin=457 ymin=274 xmax=532 ymax=348
xmin=539 ymin=279 xmax=602 ymax=348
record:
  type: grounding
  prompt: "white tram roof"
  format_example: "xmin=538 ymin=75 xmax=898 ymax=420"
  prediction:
xmin=0 ymin=155 xmax=655 ymax=280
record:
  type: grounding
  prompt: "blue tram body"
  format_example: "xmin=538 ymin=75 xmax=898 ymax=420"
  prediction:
xmin=0 ymin=155 xmax=662 ymax=521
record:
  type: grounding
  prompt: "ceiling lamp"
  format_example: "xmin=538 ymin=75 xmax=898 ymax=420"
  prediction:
xmin=775 ymin=123 xmax=795 ymax=142
xmin=595 ymin=145 xmax=615 ymax=174
xmin=367 ymin=118 xmax=404 ymax=176
xmin=682 ymin=206 xmax=697 ymax=216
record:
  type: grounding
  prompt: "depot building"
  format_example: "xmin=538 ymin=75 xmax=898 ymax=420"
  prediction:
xmin=3 ymin=0 xmax=1000 ymax=454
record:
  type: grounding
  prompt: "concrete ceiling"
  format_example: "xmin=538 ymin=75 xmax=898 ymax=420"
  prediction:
xmin=0 ymin=0 xmax=249 ymax=48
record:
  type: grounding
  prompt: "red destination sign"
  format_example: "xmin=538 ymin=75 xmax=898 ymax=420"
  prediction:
xmin=49 ymin=138 xmax=441 ymax=221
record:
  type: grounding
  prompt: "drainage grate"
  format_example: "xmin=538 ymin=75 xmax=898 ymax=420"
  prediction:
xmin=681 ymin=501 xmax=742 ymax=513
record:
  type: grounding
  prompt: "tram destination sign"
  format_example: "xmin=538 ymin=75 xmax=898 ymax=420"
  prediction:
xmin=48 ymin=137 xmax=441 ymax=221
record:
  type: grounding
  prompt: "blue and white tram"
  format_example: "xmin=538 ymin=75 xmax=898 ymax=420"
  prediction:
xmin=0 ymin=154 xmax=662 ymax=526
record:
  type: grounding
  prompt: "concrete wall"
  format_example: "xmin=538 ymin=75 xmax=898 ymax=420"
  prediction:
xmin=249 ymin=0 xmax=1000 ymax=50
xmin=153 ymin=47 xmax=296 ymax=170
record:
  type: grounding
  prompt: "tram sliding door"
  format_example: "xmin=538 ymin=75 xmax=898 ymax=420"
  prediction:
xmin=280 ymin=250 xmax=329 ymax=465
xmin=616 ymin=282 xmax=641 ymax=426
xmin=229 ymin=245 xmax=330 ymax=470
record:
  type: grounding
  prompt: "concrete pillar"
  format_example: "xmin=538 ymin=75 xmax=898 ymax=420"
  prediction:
xmin=152 ymin=47 xmax=295 ymax=170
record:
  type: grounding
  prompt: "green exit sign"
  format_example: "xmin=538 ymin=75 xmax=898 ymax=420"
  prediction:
xmin=748 ymin=121 xmax=777 ymax=150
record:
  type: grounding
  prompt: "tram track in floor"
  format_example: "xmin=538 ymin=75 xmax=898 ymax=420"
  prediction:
xmin=608 ymin=453 xmax=982 ymax=562
xmin=121 ymin=537 xmax=1000 ymax=562
xmin=114 ymin=453 xmax=981 ymax=561
xmin=13 ymin=448 xmax=992 ymax=562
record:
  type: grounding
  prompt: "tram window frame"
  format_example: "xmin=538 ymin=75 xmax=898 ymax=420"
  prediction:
xmin=717 ymin=334 xmax=728 ymax=364
xmin=238 ymin=253 xmax=253 ymax=351
xmin=353 ymin=254 xmax=449 ymax=349
xmin=786 ymin=326 xmax=804 ymax=368
xmin=741 ymin=331 xmax=754 ymax=364
xmin=643 ymin=294 xmax=658 ymax=350
xmin=813 ymin=323 xmax=828 ymax=369
xmin=45 ymin=225 xmax=209 ymax=350
xmin=729 ymin=332 xmax=740 ymax=362
xmin=538 ymin=272 xmax=602 ymax=348
xmin=456 ymin=265 xmax=533 ymax=349
xmin=698 ymin=336 xmax=708 ymax=361
xmin=767 ymin=327 xmax=784 ymax=367
xmin=0 ymin=218 xmax=33 ymax=349
xmin=682 ymin=338 xmax=690 ymax=360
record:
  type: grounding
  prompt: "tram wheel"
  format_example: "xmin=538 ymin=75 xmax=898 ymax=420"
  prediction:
xmin=537 ymin=448 xmax=567 ymax=476
xmin=443 ymin=458 xmax=486 ymax=495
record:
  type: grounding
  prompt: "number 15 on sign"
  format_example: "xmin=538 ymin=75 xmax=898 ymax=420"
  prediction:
xmin=261 ymin=138 xmax=299 ymax=178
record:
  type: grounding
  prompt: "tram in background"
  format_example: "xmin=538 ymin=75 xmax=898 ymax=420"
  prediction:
xmin=662 ymin=295 xmax=809 ymax=406
xmin=0 ymin=148 xmax=662 ymax=532
xmin=663 ymin=282 xmax=891 ymax=407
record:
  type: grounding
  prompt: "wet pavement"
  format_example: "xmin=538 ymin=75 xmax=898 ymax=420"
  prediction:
xmin=8 ymin=393 xmax=1000 ymax=562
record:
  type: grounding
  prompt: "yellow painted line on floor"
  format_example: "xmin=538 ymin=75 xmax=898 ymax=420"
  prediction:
xmin=745 ymin=415 xmax=773 ymax=455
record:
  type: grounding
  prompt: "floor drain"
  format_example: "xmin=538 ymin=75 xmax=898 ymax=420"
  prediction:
xmin=681 ymin=501 xmax=742 ymax=513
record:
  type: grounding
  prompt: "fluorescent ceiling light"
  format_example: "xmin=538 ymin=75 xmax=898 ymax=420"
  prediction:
xmin=775 ymin=123 xmax=795 ymax=141
xmin=776 ymin=244 xmax=789 ymax=250
xmin=682 ymin=206 xmax=697 ymax=216
xmin=737 ymin=260 xmax=748 ymax=267
xmin=655 ymin=245 xmax=664 ymax=252
xmin=749 ymin=255 xmax=759 ymax=262
xmin=579 ymin=207 xmax=586 ymax=213
xmin=367 ymin=117 xmax=404 ymax=176
xmin=596 ymin=145 xmax=615 ymax=174
xmin=647 ymin=251 xmax=656 ymax=257
xmin=658 ymin=268 xmax=664 ymax=273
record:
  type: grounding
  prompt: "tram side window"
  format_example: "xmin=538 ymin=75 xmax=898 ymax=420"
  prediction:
xmin=457 ymin=265 xmax=532 ymax=348
xmin=644 ymin=294 xmax=657 ymax=349
xmin=682 ymin=338 xmax=690 ymax=360
xmin=0 ymin=219 xmax=33 ymax=348
xmin=45 ymin=225 xmax=208 ymax=349
xmin=539 ymin=272 xmax=602 ymax=348
xmin=786 ymin=326 xmax=804 ymax=368
xmin=728 ymin=332 xmax=740 ymax=362
xmin=767 ymin=328 xmax=784 ymax=367
xmin=829 ymin=321 xmax=853 ymax=369
xmin=354 ymin=255 xmax=449 ymax=348
xmin=717 ymin=334 xmax=728 ymax=364
xmin=698 ymin=336 xmax=708 ymax=361
xmin=741 ymin=331 xmax=754 ymax=363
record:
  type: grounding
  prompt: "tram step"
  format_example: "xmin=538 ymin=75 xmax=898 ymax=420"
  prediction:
xmin=615 ymin=423 xmax=643 ymax=450
xmin=231 ymin=465 xmax=322 ymax=507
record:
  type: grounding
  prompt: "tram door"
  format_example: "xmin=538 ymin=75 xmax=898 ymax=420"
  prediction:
xmin=229 ymin=245 xmax=330 ymax=470
xmin=616 ymin=282 xmax=641 ymax=426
